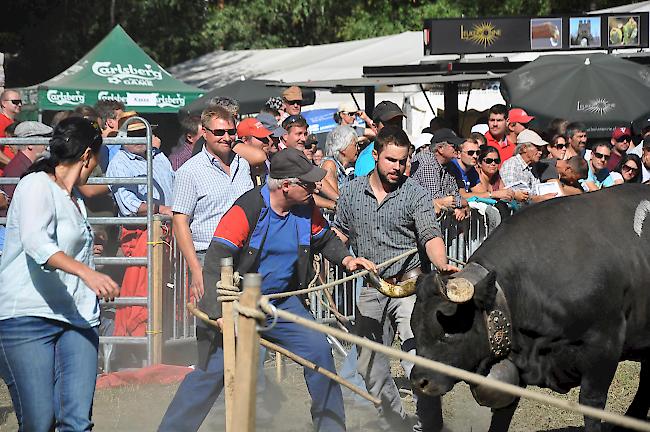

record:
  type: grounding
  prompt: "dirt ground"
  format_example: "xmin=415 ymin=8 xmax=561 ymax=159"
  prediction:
xmin=0 ymin=357 xmax=643 ymax=431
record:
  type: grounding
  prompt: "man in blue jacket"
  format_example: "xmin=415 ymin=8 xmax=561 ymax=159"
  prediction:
xmin=159 ymin=148 xmax=375 ymax=432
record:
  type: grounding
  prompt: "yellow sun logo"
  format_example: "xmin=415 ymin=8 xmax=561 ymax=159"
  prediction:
xmin=469 ymin=22 xmax=501 ymax=47
xmin=460 ymin=22 xmax=502 ymax=48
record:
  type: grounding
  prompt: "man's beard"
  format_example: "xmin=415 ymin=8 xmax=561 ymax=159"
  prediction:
xmin=376 ymin=167 xmax=403 ymax=189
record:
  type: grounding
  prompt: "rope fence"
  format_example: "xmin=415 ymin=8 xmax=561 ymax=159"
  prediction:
xmin=191 ymin=252 xmax=650 ymax=432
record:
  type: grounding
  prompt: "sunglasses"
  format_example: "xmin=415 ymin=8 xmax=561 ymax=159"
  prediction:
xmin=464 ymin=150 xmax=479 ymax=156
xmin=285 ymin=99 xmax=302 ymax=106
xmin=616 ymin=136 xmax=631 ymax=143
xmin=3 ymin=99 xmax=22 ymax=106
xmin=593 ymin=151 xmax=611 ymax=161
xmin=482 ymin=157 xmax=501 ymax=165
xmin=344 ymin=111 xmax=357 ymax=116
xmin=552 ymin=143 xmax=567 ymax=150
xmin=622 ymin=164 xmax=639 ymax=172
xmin=204 ymin=127 xmax=236 ymax=137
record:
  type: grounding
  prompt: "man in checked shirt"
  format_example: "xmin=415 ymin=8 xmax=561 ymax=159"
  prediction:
xmin=410 ymin=128 xmax=468 ymax=221
xmin=334 ymin=126 xmax=459 ymax=432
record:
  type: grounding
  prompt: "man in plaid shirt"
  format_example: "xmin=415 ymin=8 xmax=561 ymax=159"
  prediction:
xmin=410 ymin=128 xmax=467 ymax=220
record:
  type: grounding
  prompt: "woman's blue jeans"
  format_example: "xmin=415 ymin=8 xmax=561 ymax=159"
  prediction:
xmin=0 ymin=316 xmax=99 ymax=432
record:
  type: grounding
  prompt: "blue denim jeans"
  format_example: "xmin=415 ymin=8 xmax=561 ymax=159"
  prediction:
xmin=0 ymin=317 xmax=99 ymax=432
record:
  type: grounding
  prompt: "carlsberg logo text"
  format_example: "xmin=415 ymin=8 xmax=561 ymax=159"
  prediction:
xmin=47 ymin=90 xmax=85 ymax=106
xmin=92 ymin=62 xmax=163 ymax=86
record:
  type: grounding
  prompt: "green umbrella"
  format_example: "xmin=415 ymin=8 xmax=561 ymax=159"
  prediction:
xmin=500 ymin=53 xmax=650 ymax=137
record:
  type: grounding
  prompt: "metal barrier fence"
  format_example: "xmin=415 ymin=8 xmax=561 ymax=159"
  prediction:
xmin=0 ymin=130 xmax=503 ymax=370
xmin=307 ymin=207 xmax=501 ymax=327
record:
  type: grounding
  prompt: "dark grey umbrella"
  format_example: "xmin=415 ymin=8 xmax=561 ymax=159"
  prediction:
xmin=500 ymin=53 xmax=650 ymax=137
xmin=181 ymin=79 xmax=315 ymax=116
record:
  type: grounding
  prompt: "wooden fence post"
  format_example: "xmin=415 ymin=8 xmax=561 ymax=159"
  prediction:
xmin=232 ymin=273 xmax=261 ymax=432
xmin=220 ymin=257 xmax=236 ymax=432
xmin=151 ymin=215 xmax=164 ymax=364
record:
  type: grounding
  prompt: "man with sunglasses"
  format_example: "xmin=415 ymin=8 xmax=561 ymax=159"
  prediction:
xmin=583 ymin=142 xmax=616 ymax=191
xmin=281 ymin=86 xmax=303 ymax=120
xmin=447 ymin=138 xmax=481 ymax=195
xmin=506 ymin=108 xmax=535 ymax=158
xmin=0 ymin=89 xmax=23 ymax=167
xmin=608 ymin=126 xmax=632 ymax=171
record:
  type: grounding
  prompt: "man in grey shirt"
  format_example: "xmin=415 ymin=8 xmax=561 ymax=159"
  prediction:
xmin=334 ymin=126 xmax=458 ymax=432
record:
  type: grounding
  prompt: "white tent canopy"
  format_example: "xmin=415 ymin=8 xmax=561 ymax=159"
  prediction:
xmin=170 ymin=32 xmax=504 ymax=135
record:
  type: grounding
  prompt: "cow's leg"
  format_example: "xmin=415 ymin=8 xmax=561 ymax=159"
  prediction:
xmin=488 ymin=399 xmax=519 ymax=432
xmin=624 ymin=359 xmax=649 ymax=420
xmin=579 ymin=356 xmax=619 ymax=432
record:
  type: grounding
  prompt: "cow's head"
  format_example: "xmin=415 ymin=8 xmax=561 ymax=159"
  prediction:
xmin=408 ymin=266 xmax=498 ymax=396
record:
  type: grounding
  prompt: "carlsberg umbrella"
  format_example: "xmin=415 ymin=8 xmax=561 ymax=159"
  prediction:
xmin=500 ymin=53 xmax=650 ymax=137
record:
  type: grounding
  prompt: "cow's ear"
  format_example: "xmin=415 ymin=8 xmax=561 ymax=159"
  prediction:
xmin=472 ymin=269 xmax=497 ymax=310
xmin=415 ymin=272 xmax=445 ymax=300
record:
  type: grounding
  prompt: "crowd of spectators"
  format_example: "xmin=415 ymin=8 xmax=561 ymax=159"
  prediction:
xmin=1 ymin=85 xmax=649 ymax=431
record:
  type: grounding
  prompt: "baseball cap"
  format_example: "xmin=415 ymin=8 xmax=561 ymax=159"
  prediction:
xmin=470 ymin=124 xmax=489 ymax=135
xmin=117 ymin=111 xmax=157 ymax=136
xmin=508 ymin=108 xmax=535 ymax=124
xmin=256 ymin=113 xmax=286 ymax=138
xmin=372 ymin=101 xmax=405 ymax=123
xmin=413 ymin=133 xmax=433 ymax=150
xmin=338 ymin=102 xmax=358 ymax=113
xmin=516 ymin=129 xmax=547 ymax=147
xmin=431 ymin=128 xmax=464 ymax=147
xmin=611 ymin=126 xmax=632 ymax=141
xmin=14 ymin=121 xmax=53 ymax=138
xmin=282 ymin=86 xmax=303 ymax=101
xmin=237 ymin=118 xmax=271 ymax=139
xmin=270 ymin=148 xmax=326 ymax=182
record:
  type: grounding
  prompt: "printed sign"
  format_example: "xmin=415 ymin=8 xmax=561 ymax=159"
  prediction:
xmin=46 ymin=90 xmax=86 ymax=106
xmin=424 ymin=13 xmax=648 ymax=55
xmin=92 ymin=62 xmax=163 ymax=86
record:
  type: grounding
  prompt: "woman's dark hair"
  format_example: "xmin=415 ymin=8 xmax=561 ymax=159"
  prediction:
xmin=614 ymin=153 xmax=642 ymax=183
xmin=477 ymin=145 xmax=500 ymax=163
xmin=23 ymin=117 xmax=102 ymax=177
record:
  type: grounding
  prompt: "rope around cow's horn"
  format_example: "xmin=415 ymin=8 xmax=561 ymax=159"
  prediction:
xmin=186 ymin=303 xmax=381 ymax=406
xmin=256 ymin=297 xmax=650 ymax=432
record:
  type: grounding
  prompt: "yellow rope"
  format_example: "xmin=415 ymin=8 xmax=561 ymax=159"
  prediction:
xmin=256 ymin=296 xmax=650 ymax=432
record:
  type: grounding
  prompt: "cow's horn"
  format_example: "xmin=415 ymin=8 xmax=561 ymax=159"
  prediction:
xmin=366 ymin=271 xmax=416 ymax=298
xmin=441 ymin=277 xmax=475 ymax=303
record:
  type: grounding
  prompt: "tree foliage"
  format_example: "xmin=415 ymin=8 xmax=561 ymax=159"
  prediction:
xmin=0 ymin=0 xmax=636 ymax=87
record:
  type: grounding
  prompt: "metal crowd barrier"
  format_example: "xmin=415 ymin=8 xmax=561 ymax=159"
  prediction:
xmin=0 ymin=123 xmax=180 ymax=371
xmin=0 ymin=131 xmax=505 ymax=371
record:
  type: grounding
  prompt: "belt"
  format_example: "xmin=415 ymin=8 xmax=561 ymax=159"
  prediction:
xmin=384 ymin=268 xmax=422 ymax=285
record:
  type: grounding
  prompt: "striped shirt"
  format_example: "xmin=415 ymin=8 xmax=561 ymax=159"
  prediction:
xmin=106 ymin=148 xmax=175 ymax=217
xmin=334 ymin=176 xmax=441 ymax=278
xmin=172 ymin=147 xmax=253 ymax=251
xmin=169 ymin=141 xmax=194 ymax=171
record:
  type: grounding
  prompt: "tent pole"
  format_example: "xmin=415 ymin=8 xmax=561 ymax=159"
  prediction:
xmin=419 ymin=84 xmax=435 ymax=116
xmin=364 ymin=87 xmax=375 ymax=119
xmin=443 ymin=82 xmax=459 ymax=133
xmin=351 ymin=93 xmax=361 ymax=110
xmin=460 ymin=82 xmax=474 ymax=135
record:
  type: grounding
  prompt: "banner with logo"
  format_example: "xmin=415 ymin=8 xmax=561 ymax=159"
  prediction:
xmin=424 ymin=13 xmax=649 ymax=55
xmin=22 ymin=25 xmax=203 ymax=114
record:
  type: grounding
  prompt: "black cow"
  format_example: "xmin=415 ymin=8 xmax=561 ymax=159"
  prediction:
xmin=409 ymin=185 xmax=650 ymax=431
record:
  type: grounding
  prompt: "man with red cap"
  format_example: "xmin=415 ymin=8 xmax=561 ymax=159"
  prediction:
xmin=237 ymin=117 xmax=273 ymax=185
xmin=505 ymin=107 xmax=535 ymax=160
xmin=609 ymin=126 xmax=632 ymax=171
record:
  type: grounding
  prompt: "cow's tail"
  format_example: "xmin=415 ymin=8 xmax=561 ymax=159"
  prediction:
xmin=633 ymin=199 xmax=650 ymax=237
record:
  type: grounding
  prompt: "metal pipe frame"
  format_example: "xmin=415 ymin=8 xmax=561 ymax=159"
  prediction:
xmin=0 ymin=137 xmax=147 ymax=145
